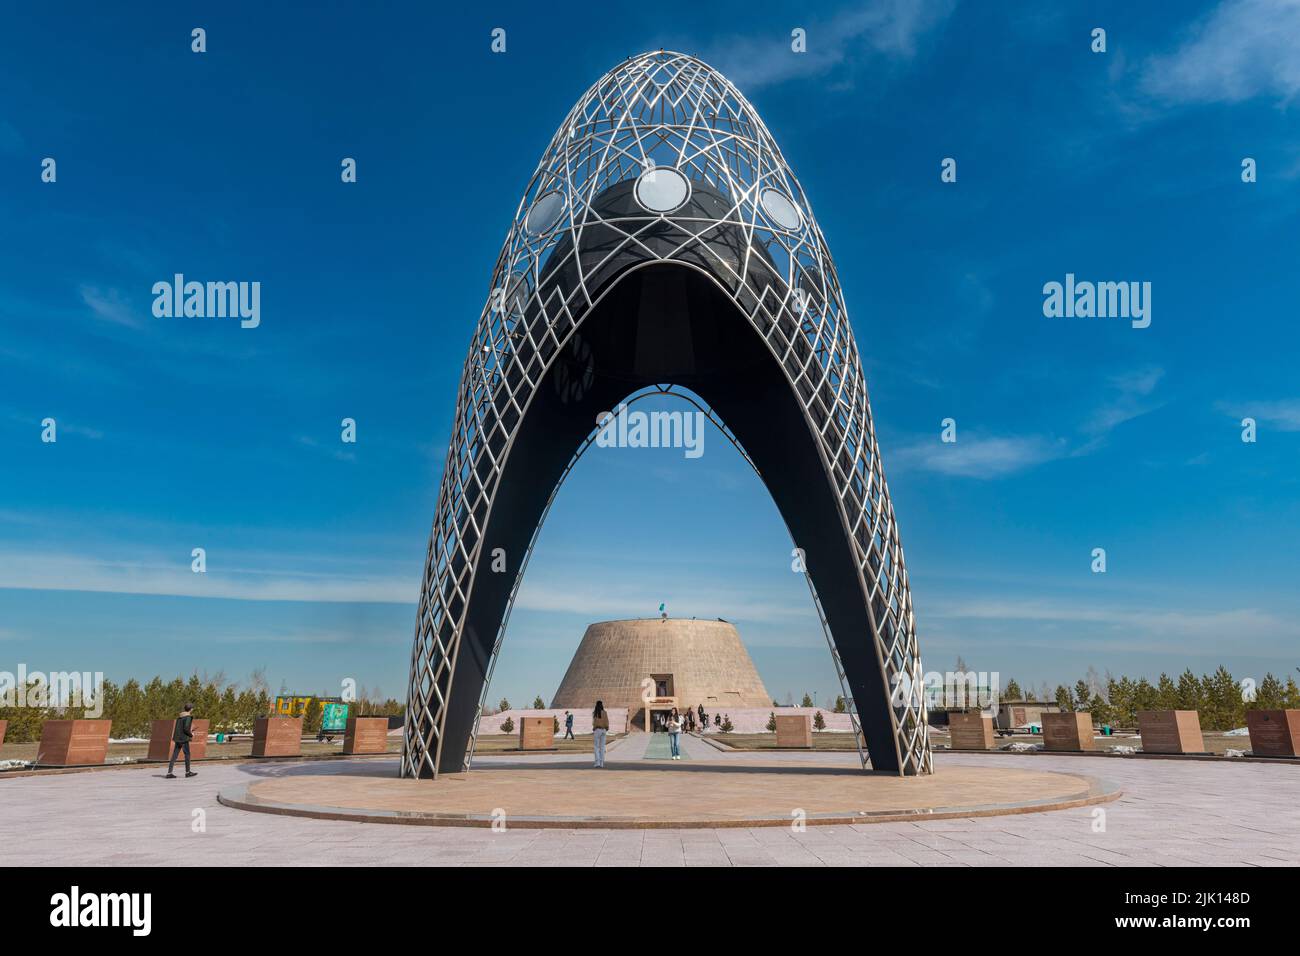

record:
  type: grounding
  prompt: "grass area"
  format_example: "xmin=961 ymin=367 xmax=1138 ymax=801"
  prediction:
xmin=0 ymin=732 xmax=617 ymax=769
xmin=0 ymin=729 xmax=1255 ymax=769
xmin=0 ymin=737 xmax=403 ymax=767
xmin=471 ymin=733 xmax=620 ymax=754
xmin=703 ymin=733 xmax=863 ymax=751
xmin=703 ymin=730 xmax=1253 ymax=756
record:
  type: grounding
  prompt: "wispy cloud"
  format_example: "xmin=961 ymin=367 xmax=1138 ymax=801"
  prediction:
xmin=296 ymin=435 xmax=357 ymax=462
xmin=890 ymin=433 xmax=1067 ymax=479
xmin=888 ymin=366 xmax=1165 ymax=479
xmin=80 ymin=285 xmax=143 ymax=329
xmin=1074 ymin=365 xmax=1166 ymax=453
xmin=2 ymin=408 xmax=103 ymax=440
xmin=1140 ymin=0 xmax=1300 ymax=105
xmin=699 ymin=0 xmax=955 ymax=90
xmin=929 ymin=596 xmax=1300 ymax=646
xmin=0 ymin=119 xmax=24 ymax=155
xmin=0 ymin=549 xmax=418 ymax=604
xmin=1218 ymin=397 xmax=1300 ymax=430
xmin=514 ymin=577 xmax=812 ymax=628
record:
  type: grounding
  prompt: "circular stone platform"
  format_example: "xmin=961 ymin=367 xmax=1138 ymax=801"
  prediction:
xmin=218 ymin=760 xmax=1120 ymax=829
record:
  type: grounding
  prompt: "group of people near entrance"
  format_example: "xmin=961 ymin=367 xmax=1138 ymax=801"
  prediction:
xmin=577 ymin=702 xmax=713 ymax=767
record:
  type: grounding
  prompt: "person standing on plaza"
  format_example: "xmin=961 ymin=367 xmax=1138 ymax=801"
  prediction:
xmin=591 ymin=700 xmax=609 ymax=768
xmin=667 ymin=707 xmax=683 ymax=759
xmin=564 ymin=710 xmax=575 ymax=740
xmin=165 ymin=703 xmax=198 ymax=779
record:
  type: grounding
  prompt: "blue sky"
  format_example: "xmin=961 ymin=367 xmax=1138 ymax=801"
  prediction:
xmin=2 ymin=1 xmax=1298 ymax=707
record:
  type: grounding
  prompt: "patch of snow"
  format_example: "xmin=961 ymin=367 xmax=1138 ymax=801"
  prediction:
xmin=1006 ymin=742 xmax=1043 ymax=752
xmin=109 ymin=737 xmax=150 ymax=743
xmin=1223 ymin=727 xmax=1250 ymax=736
xmin=1107 ymin=745 xmax=1138 ymax=754
xmin=0 ymin=759 xmax=31 ymax=771
xmin=1224 ymin=748 xmax=1246 ymax=757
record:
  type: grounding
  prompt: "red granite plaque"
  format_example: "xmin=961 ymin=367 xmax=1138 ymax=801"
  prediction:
xmin=1042 ymin=711 xmax=1094 ymax=752
xmin=949 ymin=712 xmax=995 ymax=750
xmin=519 ymin=716 xmax=556 ymax=750
xmin=1137 ymin=710 xmax=1203 ymax=754
xmin=1246 ymin=709 xmax=1300 ymax=757
xmin=775 ymin=714 xmax=813 ymax=748
xmin=35 ymin=719 xmax=112 ymax=766
xmin=251 ymin=716 xmax=302 ymax=757
xmin=147 ymin=719 xmax=210 ymax=761
xmin=342 ymin=717 xmax=390 ymax=754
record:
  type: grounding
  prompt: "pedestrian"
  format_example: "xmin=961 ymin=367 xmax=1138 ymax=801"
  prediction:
xmin=165 ymin=703 xmax=198 ymax=779
xmin=667 ymin=707 xmax=683 ymax=760
xmin=592 ymin=700 xmax=609 ymax=768
xmin=564 ymin=710 xmax=575 ymax=740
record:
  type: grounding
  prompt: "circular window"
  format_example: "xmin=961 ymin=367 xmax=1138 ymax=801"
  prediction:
xmin=525 ymin=190 xmax=565 ymax=236
xmin=634 ymin=166 xmax=691 ymax=213
xmin=760 ymin=187 xmax=802 ymax=231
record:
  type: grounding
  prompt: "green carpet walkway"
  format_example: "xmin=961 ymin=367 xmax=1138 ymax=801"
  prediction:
xmin=642 ymin=732 xmax=690 ymax=761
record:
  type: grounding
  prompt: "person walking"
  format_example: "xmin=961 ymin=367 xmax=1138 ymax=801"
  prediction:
xmin=165 ymin=703 xmax=198 ymax=779
xmin=592 ymin=700 xmax=609 ymax=768
xmin=666 ymin=707 xmax=683 ymax=759
xmin=564 ymin=710 xmax=575 ymax=740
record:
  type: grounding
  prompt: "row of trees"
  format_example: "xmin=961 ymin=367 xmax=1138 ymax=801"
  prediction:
xmin=0 ymin=672 xmax=405 ymax=743
xmin=1001 ymin=667 xmax=1300 ymax=731
xmin=772 ymin=694 xmax=848 ymax=712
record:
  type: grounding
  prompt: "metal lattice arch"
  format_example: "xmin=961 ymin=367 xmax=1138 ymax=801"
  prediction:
xmin=404 ymin=50 xmax=931 ymax=778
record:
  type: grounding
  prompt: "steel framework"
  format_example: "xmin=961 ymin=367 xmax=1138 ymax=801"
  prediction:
xmin=403 ymin=50 xmax=931 ymax=779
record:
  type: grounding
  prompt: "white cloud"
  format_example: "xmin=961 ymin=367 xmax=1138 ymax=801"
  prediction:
xmin=889 ymin=365 xmax=1165 ymax=479
xmin=1222 ymin=397 xmax=1300 ymax=430
xmin=1141 ymin=0 xmax=1300 ymax=105
xmin=0 ymin=549 xmax=418 ymax=604
xmin=80 ymin=285 xmax=143 ymax=329
xmin=1076 ymin=366 xmax=1166 ymax=448
xmin=513 ymin=577 xmax=813 ymax=627
xmin=700 ymin=0 xmax=955 ymax=90
xmin=929 ymin=596 xmax=1300 ymax=644
xmin=889 ymin=433 xmax=1067 ymax=479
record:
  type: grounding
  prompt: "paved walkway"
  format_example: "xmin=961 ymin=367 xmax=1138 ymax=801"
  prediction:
xmin=620 ymin=730 xmax=711 ymax=761
xmin=3 ymin=749 xmax=1297 ymax=866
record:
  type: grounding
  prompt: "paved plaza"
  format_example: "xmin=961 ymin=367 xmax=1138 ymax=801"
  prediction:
xmin=221 ymin=734 xmax=1113 ymax=827
xmin=3 ymin=738 xmax=1297 ymax=866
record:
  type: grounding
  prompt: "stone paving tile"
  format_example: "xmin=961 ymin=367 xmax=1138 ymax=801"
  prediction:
xmin=4 ymin=750 xmax=1298 ymax=867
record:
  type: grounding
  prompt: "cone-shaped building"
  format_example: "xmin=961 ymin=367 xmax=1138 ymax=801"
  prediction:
xmin=551 ymin=619 xmax=771 ymax=731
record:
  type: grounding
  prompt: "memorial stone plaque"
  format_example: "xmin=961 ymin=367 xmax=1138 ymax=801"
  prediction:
xmin=251 ymin=716 xmax=303 ymax=757
xmin=1246 ymin=709 xmax=1300 ymax=757
xmin=774 ymin=714 xmax=813 ymax=748
xmin=949 ymin=712 xmax=995 ymax=751
xmin=1137 ymin=710 xmax=1203 ymax=754
xmin=35 ymin=719 xmax=112 ymax=766
xmin=1042 ymin=711 xmax=1094 ymax=752
xmin=342 ymin=717 xmax=390 ymax=754
xmin=147 ymin=719 xmax=210 ymax=761
xmin=520 ymin=716 xmax=557 ymax=750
